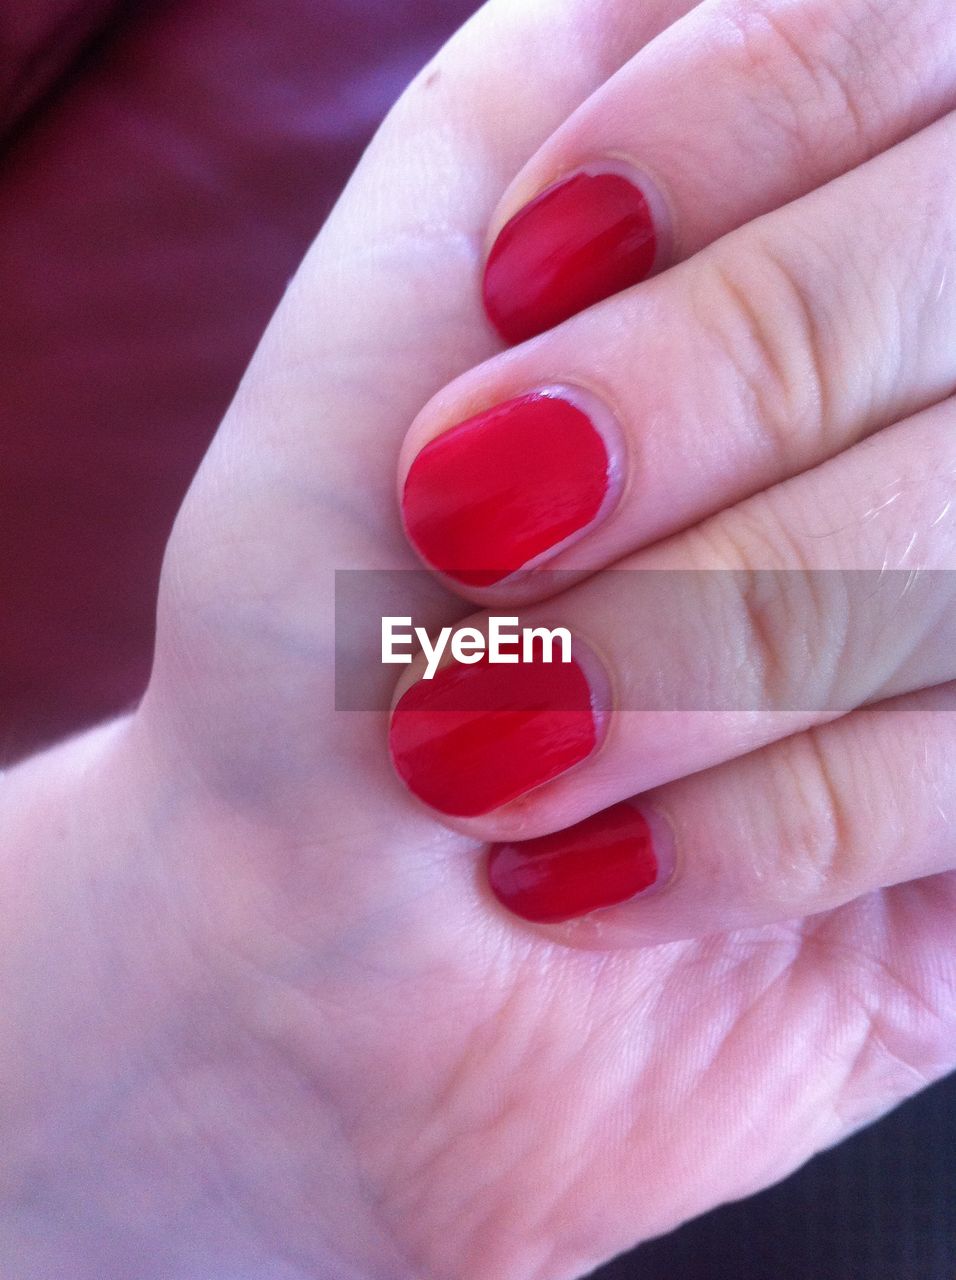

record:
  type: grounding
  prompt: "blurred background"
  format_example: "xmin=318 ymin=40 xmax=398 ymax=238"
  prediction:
xmin=1 ymin=1 xmax=953 ymax=1274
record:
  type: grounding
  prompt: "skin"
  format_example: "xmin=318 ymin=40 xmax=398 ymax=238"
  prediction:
xmin=1 ymin=2 xmax=955 ymax=1279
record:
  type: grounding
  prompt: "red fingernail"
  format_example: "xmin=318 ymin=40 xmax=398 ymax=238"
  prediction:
xmin=389 ymin=653 xmax=604 ymax=817
xmin=483 ymin=169 xmax=659 ymax=345
xmin=488 ymin=803 xmax=665 ymax=923
xmin=402 ymin=390 xmax=618 ymax=588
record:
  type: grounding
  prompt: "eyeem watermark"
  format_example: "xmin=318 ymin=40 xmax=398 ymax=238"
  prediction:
xmin=382 ymin=616 xmax=572 ymax=680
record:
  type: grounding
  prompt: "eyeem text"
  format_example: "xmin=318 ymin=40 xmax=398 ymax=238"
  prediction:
xmin=382 ymin=616 xmax=572 ymax=680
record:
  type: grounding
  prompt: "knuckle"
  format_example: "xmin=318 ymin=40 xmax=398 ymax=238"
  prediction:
xmin=685 ymin=508 xmax=849 ymax=713
xmin=721 ymin=0 xmax=883 ymax=162
xmin=761 ymin=725 xmax=861 ymax=908
xmin=696 ymin=239 xmax=834 ymax=468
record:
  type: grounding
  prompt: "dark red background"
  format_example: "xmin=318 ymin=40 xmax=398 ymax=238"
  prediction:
xmin=0 ymin=0 xmax=475 ymax=758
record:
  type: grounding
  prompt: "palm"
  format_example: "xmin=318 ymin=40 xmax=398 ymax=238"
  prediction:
xmin=137 ymin=7 xmax=956 ymax=1278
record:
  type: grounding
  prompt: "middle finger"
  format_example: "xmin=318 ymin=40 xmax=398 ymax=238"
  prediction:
xmin=398 ymin=111 xmax=956 ymax=596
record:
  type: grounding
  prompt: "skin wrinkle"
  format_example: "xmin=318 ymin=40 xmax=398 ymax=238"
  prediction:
xmin=698 ymin=254 xmax=828 ymax=475
xmin=238 ymin=962 xmax=478 ymax=1280
xmin=734 ymin=564 xmax=783 ymax=709
xmin=715 ymin=0 xmax=885 ymax=180
xmin=685 ymin=499 xmax=847 ymax=714
xmin=384 ymin=974 xmax=540 ymax=1165
xmin=760 ymin=0 xmax=873 ymax=147
xmin=787 ymin=725 xmax=856 ymax=903
xmin=380 ymin=945 xmax=672 ymax=1278
xmin=757 ymin=242 xmax=839 ymax=447
xmin=802 ymin=903 xmax=956 ymax=1123
xmin=799 ymin=562 xmax=850 ymax=706
xmin=632 ymin=933 xmax=826 ymax=1209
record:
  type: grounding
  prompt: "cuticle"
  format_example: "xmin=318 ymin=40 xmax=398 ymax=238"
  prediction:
xmin=591 ymin=150 xmax=679 ymax=269
xmin=538 ymin=377 xmax=635 ymax=525
xmin=634 ymin=797 xmax=681 ymax=895
xmin=486 ymin=153 xmax=678 ymax=269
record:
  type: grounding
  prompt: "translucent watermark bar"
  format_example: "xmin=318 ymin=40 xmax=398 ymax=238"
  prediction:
xmin=333 ymin=568 xmax=956 ymax=712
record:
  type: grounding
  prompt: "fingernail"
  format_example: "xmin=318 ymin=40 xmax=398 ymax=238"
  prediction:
xmin=483 ymin=167 xmax=660 ymax=345
xmin=389 ymin=652 xmax=605 ymax=817
xmin=402 ymin=389 xmax=620 ymax=588
xmin=487 ymin=803 xmax=670 ymax=923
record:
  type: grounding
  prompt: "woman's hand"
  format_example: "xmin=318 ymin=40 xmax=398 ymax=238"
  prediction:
xmin=391 ymin=0 xmax=956 ymax=927
xmin=3 ymin=2 xmax=955 ymax=1279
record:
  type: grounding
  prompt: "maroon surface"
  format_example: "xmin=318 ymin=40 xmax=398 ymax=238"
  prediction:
xmin=0 ymin=0 xmax=478 ymax=759
xmin=0 ymin=0 xmax=124 ymax=131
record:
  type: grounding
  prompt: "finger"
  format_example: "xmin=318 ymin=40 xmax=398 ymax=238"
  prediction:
xmin=480 ymin=0 xmax=956 ymax=342
xmin=485 ymin=683 xmax=956 ymax=944
xmin=399 ymin=111 xmax=956 ymax=597
xmin=389 ymin=396 xmax=956 ymax=833
xmin=147 ymin=0 xmax=700 ymax=791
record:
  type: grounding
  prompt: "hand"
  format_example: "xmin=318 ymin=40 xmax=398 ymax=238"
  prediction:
xmin=387 ymin=0 xmax=956 ymax=1251
xmin=391 ymin=0 xmax=956 ymax=930
xmin=2 ymin=3 xmax=954 ymax=1279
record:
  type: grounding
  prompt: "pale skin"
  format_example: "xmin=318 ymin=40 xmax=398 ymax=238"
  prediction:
xmin=2 ymin=2 xmax=956 ymax=1278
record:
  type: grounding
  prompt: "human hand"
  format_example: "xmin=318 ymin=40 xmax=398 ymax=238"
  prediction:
xmin=383 ymin=0 xmax=956 ymax=1258
xmin=392 ymin=0 xmax=956 ymax=926
xmin=3 ymin=1 xmax=955 ymax=1278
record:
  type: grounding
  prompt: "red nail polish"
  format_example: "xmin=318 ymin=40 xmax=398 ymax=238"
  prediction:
xmin=483 ymin=170 xmax=658 ymax=345
xmin=389 ymin=654 xmax=603 ymax=817
xmin=402 ymin=391 xmax=615 ymax=588
xmin=488 ymin=803 xmax=662 ymax=923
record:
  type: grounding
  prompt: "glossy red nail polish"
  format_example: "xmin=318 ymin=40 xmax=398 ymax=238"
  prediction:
xmin=402 ymin=391 xmax=613 ymax=588
xmin=487 ymin=803 xmax=661 ymax=923
xmin=483 ymin=170 xmax=658 ymax=345
xmin=389 ymin=654 xmax=602 ymax=817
